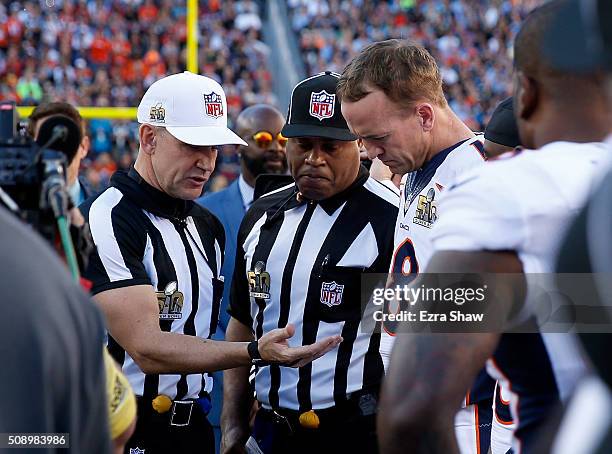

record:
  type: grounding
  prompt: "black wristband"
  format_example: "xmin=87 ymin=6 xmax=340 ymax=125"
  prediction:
xmin=247 ymin=340 xmax=261 ymax=360
xmin=248 ymin=340 xmax=273 ymax=366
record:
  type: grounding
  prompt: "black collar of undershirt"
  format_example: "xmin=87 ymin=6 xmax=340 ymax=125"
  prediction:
xmin=110 ymin=167 xmax=195 ymax=220
xmin=282 ymin=165 xmax=370 ymax=216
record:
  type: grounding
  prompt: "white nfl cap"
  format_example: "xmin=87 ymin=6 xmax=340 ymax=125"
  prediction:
xmin=137 ymin=71 xmax=247 ymax=146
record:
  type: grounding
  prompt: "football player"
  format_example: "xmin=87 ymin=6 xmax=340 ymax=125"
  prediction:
xmin=338 ymin=40 xmax=493 ymax=454
xmin=378 ymin=3 xmax=612 ymax=453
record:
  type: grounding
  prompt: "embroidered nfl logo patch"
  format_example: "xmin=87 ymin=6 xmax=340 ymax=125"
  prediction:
xmin=203 ymin=92 xmax=223 ymax=118
xmin=309 ymin=90 xmax=335 ymax=121
xmin=320 ymin=281 xmax=344 ymax=307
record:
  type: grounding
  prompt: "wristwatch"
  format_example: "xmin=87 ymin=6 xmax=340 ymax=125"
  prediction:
xmin=247 ymin=340 xmax=269 ymax=366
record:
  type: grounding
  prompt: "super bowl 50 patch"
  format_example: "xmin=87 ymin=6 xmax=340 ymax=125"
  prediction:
xmin=149 ymin=103 xmax=165 ymax=123
xmin=248 ymin=261 xmax=271 ymax=299
xmin=413 ymin=187 xmax=437 ymax=228
xmin=156 ymin=281 xmax=184 ymax=320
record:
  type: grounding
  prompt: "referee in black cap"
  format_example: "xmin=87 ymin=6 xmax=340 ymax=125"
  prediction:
xmin=221 ymin=71 xmax=399 ymax=454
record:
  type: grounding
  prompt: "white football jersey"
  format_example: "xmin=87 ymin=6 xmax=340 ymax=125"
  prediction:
xmin=380 ymin=135 xmax=486 ymax=352
xmin=433 ymin=141 xmax=610 ymax=279
xmin=431 ymin=140 xmax=611 ymax=453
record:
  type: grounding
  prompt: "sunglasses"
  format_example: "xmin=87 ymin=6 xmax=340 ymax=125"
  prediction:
xmin=252 ymin=131 xmax=288 ymax=148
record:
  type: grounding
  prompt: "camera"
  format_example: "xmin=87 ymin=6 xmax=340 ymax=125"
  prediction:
xmin=0 ymin=100 xmax=91 ymax=273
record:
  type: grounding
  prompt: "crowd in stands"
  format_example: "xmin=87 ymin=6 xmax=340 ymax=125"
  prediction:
xmin=1 ymin=0 xmax=271 ymax=193
xmin=2 ymin=0 xmax=545 ymax=194
xmin=288 ymin=0 xmax=545 ymax=131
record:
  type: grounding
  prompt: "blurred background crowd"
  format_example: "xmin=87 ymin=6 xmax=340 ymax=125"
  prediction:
xmin=0 ymin=0 xmax=544 ymax=194
xmin=288 ymin=0 xmax=544 ymax=130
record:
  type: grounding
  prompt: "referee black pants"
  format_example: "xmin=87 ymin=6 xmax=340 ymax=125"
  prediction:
xmin=125 ymin=398 xmax=214 ymax=454
xmin=252 ymin=407 xmax=378 ymax=454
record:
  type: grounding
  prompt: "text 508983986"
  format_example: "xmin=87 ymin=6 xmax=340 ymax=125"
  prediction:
xmin=1 ymin=433 xmax=69 ymax=448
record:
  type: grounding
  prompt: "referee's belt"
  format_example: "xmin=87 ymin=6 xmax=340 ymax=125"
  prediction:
xmin=259 ymin=387 xmax=379 ymax=432
xmin=137 ymin=392 xmax=211 ymax=427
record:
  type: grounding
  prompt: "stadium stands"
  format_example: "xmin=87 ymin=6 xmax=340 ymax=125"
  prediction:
xmin=287 ymin=0 xmax=545 ymax=131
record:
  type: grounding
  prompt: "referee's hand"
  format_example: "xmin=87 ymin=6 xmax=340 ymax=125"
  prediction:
xmin=258 ymin=324 xmax=342 ymax=368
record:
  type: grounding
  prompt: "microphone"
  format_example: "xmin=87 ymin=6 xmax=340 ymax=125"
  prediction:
xmin=35 ymin=115 xmax=82 ymax=164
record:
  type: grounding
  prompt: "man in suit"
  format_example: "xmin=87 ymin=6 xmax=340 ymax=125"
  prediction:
xmin=197 ymin=103 xmax=287 ymax=452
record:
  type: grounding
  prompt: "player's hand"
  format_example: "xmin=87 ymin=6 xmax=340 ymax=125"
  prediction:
xmin=249 ymin=400 xmax=260 ymax=428
xmin=69 ymin=206 xmax=85 ymax=227
xmin=369 ymin=158 xmax=393 ymax=182
xmin=258 ymin=324 xmax=342 ymax=368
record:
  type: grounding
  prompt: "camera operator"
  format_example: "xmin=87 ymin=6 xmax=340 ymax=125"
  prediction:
xmin=28 ymin=102 xmax=93 ymax=206
xmin=27 ymin=103 xmax=138 ymax=452
xmin=3 ymin=103 xmax=97 ymax=278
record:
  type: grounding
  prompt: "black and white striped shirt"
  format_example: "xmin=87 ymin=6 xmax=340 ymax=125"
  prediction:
xmin=81 ymin=168 xmax=225 ymax=401
xmin=229 ymin=167 xmax=398 ymax=411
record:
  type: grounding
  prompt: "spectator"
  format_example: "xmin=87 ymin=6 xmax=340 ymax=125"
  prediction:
xmin=16 ymin=66 xmax=42 ymax=105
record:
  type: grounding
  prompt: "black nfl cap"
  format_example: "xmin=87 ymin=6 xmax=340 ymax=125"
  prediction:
xmin=282 ymin=71 xmax=357 ymax=141
xmin=544 ymin=0 xmax=612 ymax=73
xmin=484 ymin=97 xmax=520 ymax=148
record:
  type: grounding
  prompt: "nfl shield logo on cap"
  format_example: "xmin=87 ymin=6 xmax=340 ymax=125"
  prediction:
xmin=309 ymin=90 xmax=335 ymax=121
xmin=281 ymin=71 xmax=357 ymax=141
xmin=203 ymin=92 xmax=224 ymax=118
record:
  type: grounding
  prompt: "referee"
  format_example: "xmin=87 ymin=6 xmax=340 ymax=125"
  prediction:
xmin=222 ymin=72 xmax=399 ymax=454
xmin=81 ymin=71 xmax=341 ymax=454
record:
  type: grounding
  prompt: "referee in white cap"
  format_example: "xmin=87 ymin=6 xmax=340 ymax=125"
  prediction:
xmin=81 ymin=71 xmax=341 ymax=454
